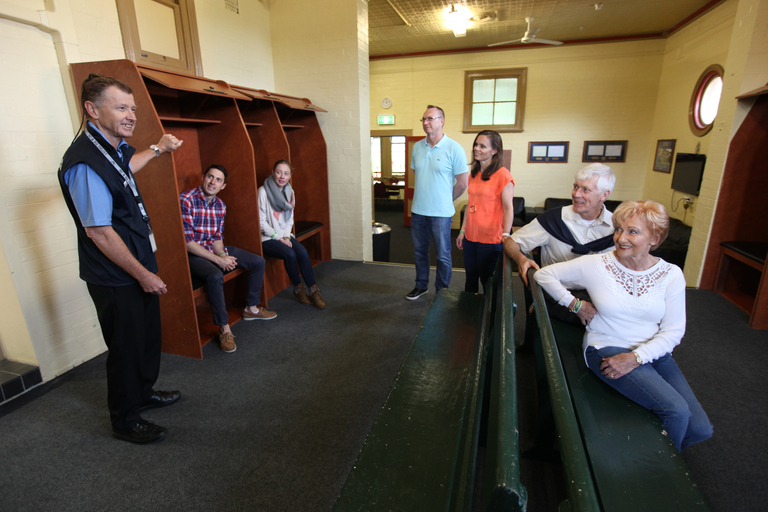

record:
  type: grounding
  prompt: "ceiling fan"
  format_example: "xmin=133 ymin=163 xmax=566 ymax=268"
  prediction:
xmin=488 ymin=17 xmax=563 ymax=47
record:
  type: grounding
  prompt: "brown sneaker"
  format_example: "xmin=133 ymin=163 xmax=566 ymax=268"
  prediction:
xmin=219 ymin=331 xmax=236 ymax=353
xmin=242 ymin=306 xmax=277 ymax=321
xmin=294 ymin=284 xmax=311 ymax=304
xmin=309 ymin=287 xmax=326 ymax=310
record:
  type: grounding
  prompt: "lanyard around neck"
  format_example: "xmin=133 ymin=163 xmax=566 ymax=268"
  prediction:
xmin=85 ymin=130 xmax=151 ymax=225
xmin=85 ymin=130 xmax=139 ymax=198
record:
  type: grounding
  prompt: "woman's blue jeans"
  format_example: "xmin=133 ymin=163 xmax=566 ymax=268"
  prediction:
xmin=462 ymin=238 xmax=501 ymax=293
xmin=586 ymin=346 xmax=713 ymax=451
xmin=261 ymin=237 xmax=316 ymax=288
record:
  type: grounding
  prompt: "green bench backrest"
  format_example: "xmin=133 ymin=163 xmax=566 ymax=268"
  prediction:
xmin=528 ymin=268 xmax=600 ymax=512
xmin=483 ymin=256 xmax=528 ymax=512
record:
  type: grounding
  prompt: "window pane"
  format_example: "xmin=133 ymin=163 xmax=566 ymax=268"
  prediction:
xmin=391 ymin=139 xmax=406 ymax=176
xmin=371 ymin=137 xmax=381 ymax=178
xmin=495 ymin=78 xmax=517 ymax=101
xmin=472 ymin=103 xmax=493 ymax=125
xmin=473 ymin=79 xmax=495 ymax=102
xmin=391 ymin=136 xmax=405 ymax=144
xmin=135 ymin=0 xmax=181 ymax=59
xmin=699 ymin=76 xmax=722 ymax=125
xmin=494 ymin=102 xmax=516 ymax=125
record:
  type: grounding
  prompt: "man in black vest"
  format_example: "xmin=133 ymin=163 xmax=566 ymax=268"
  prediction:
xmin=58 ymin=74 xmax=184 ymax=444
xmin=504 ymin=163 xmax=616 ymax=323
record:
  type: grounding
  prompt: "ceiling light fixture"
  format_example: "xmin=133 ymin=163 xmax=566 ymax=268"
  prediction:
xmin=446 ymin=4 xmax=470 ymax=37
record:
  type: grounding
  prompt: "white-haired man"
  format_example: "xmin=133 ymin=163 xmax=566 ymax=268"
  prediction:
xmin=504 ymin=163 xmax=616 ymax=323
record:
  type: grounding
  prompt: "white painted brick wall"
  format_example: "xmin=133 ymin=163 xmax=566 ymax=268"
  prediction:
xmin=271 ymin=0 xmax=370 ymax=261
xmin=0 ymin=16 xmax=106 ymax=379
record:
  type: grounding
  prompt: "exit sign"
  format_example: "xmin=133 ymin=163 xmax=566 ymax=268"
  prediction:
xmin=377 ymin=115 xmax=395 ymax=125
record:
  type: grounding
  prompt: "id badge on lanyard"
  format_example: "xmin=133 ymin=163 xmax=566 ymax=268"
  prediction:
xmin=86 ymin=131 xmax=158 ymax=252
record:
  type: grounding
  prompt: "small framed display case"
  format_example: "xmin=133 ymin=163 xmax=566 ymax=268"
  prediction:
xmin=528 ymin=141 xmax=569 ymax=163
xmin=583 ymin=140 xmax=627 ymax=162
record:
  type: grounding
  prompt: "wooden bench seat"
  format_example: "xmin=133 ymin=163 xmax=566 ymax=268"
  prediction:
xmin=528 ymin=268 xmax=709 ymax=512
xmin=335 ymin=258 xmax=527 ymax=511
xmin=334 ymin=288 xmax=487 ymax=511
xmin=294 ymin=220 xmax=323 ymax=241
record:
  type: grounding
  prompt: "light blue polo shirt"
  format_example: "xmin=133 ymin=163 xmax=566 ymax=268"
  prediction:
xmin=410 ymin=134 xmax=467 ymax=217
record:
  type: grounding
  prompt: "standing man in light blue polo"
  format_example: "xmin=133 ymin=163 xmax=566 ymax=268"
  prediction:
xmin=406 ymin=105 xmax=468 ymax=300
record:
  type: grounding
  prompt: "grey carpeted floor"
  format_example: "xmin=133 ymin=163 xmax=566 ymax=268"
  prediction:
xmin=0 ymin=261 xmax=464 ymax=512
xmin=2 ymin=260 xmax=767 ymax=511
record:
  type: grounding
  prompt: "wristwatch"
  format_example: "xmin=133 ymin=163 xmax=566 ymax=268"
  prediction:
xmin=150 ymin=144 xmax=161 ymax=157
xmin=632 ymin=351 xmax=643 ymax=365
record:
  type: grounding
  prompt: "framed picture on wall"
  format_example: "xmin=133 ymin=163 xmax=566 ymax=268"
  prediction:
xmin=653 ymin=139 xmax=676 ymax=173
xmin=528 ymin=141 xmax=569 ymax=163
xmin=582 ymin=140 xmax=627 ymax=162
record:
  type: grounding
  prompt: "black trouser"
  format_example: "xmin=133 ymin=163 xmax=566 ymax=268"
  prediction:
xmin=87 ymin=282 xmax=161 ymax=429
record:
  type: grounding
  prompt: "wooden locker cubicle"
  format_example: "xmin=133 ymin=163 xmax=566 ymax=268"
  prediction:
xmin=70 ymin=60 xmax=331 ymax=358
xmin=231 ymin=86 xmax=331 ymax=300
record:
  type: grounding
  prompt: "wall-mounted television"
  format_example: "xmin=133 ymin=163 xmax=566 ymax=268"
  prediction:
xmin=671 ymin=153 xmax=706 ymax=196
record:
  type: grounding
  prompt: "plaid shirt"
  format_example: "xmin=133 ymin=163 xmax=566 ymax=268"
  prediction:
xmin=180 ymin=187 xmax=226 ymax=253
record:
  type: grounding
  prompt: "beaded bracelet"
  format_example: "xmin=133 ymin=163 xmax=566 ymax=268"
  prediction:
xmin=570 ymin=298 xmax=582 ymax=314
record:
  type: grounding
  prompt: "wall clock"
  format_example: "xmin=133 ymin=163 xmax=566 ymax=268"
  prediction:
xmin=381 ymin=97 xmax=392 ymax=109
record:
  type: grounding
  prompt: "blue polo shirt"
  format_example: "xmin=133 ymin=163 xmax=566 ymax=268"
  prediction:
xmin=410 ymin=134 xmax=467 ymax=217
xmin=63 ymin=123 xmax=130 ymax=227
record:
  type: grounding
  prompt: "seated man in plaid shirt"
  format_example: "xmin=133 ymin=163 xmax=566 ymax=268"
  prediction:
xmin=180 ymin=164 xmax=277 ymax=353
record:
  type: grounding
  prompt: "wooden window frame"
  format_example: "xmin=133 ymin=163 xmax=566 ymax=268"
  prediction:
xmin=689 ymin=64 xmax=724 ymax=137
xmin=116 ymin=0 xmax=203 ymax=76
xmin=463 ymin=68 xmax=527 ymax=133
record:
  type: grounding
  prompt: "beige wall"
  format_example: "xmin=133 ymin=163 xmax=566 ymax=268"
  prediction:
xmin=0 ymin=0 xmax=282 ymax=381
xmin=683 ymin=0 xmax=768 ymax=284
xmin=197 ymin=0 xmax=275 ymax=90
xmin=370 ymin=39 xmax=668 ymax=228
xmin=641 ymin=0 xmax=737 ymax=224
xmin=370 ymin=0 xmax=768 ymax=285
xmin=1 ymin=0 xmax=766 ymax=385
xmin=271 ymin=0 xmax=372 ymax=260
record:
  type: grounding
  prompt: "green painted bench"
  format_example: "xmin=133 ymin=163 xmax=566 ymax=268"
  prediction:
xmin=527 ymin=268 xmax=709 ymax=512
xmin=335 ymin=260 xmax=526 ymax=512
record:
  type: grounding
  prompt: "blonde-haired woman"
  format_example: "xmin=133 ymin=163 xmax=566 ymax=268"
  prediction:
xmin=534 ymin=200 xmax=712 ymax=451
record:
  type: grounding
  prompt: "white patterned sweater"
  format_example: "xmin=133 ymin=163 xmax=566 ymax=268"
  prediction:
xmin=533 ymin=251 xmax=686 ymax=365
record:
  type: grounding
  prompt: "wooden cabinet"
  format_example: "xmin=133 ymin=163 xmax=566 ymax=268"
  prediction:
xmin=700 ymin=94 xmax=768 ymax=330
xmin=232 ymin=86 xmax=331 ymax=300
xmin=70 ymin=60 xmax=330 ymax=358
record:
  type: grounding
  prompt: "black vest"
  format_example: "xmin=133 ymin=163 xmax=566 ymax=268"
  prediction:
xmin=58 ymin=125 xmax=157 ymax=286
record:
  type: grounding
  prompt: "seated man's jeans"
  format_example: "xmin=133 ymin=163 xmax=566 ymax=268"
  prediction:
xmin=261 ymin=237 xmax=316 ymax=288
xmin=411 ymin=213 xmax=452 ymax=291
xmin=188 ymin=246 xmax=265 ymax=327
xmin=585 ymin=346 xmax=713 ymax=451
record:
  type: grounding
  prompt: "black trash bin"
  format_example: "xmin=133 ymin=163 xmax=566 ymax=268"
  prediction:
xmin=372 ymin=222 xmax=391 ymax=262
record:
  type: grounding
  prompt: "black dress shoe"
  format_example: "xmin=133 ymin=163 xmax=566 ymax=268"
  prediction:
xmin=136 ymin=390 xmax=181 ymax=412
xmin=112 ymin=418 xmax=167 ymax=444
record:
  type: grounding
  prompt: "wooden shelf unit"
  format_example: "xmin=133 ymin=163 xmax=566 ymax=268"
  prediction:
xmin=232 ymin=86 xmax=331 ymax=301
xmin=70 ymin=60 xmax=330 ymax=358
xmin=715 ymin=242 xmax=768 ymax=328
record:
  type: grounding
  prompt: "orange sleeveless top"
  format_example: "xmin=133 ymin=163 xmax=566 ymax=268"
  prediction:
xmin=465 ymin=166 xmax=514 ymax=244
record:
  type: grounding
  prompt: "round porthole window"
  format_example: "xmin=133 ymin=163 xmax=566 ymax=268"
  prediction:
xmin=689 ymin=64 xmax=724 ymax=137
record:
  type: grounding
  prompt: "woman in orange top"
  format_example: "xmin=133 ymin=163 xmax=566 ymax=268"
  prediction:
xmin=456 ymin=130 xmax=515 ymax=293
